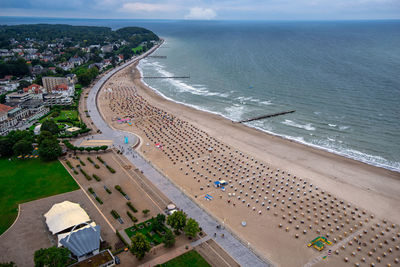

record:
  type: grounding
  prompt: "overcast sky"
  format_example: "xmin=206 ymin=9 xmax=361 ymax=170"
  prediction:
xmin=1 ymin=0 xmax=399 ymax=20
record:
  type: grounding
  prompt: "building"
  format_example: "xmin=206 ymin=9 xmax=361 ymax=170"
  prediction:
xmin=44 ymin=201 xmax=114 ymax=265
xmin=42 ymin=77 xmax=69 ymax=91
xmin=6 ymin=92 xmax=32 ymax=104
xmin=44 ymin=93 xmax=73 ymax=106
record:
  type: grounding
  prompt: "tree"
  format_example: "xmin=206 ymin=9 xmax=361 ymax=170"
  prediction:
xmin=184 ymin=218 xmax=200 ymax=239
xmin=162 ymin=230 xmax=175 ymax=248
xmin=154 ymin=213 xmax=166 ymax=231
xmin=12 ymin=139 xmax=32 ymax=156
xmin=7 ymin=130 xmax=34 ymax=145
xmin=130 ymin=233 xmax=151 ymax=260
xmin=17 ymin=80 xmax=31 ymax=90
xmin=34 ymin=246 xmax=70 ymax=267
xmin=37 ymin=131 xmax=55 ymax=145
xmin=41 ymin=120 xmax=59 ymax=135
xmin=142 ymin=209 xmax=150 ymax=217
xmin=85 ymin=147 xmax=92 ymax=154
xmin=39 ymin=139 xmax=61 ymax=161
xmin=0 ymin=137 xmax=13 ymax=157
xmin=167 ymin=210 xmax=187 ymax=234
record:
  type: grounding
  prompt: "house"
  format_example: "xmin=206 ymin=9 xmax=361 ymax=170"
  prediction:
xmin=23 ymin=84 xmax=46 ymax=94
xmin=42 ymin=77 xmax=69 ymax=91
xmin=68 ymin=56 xmax=84 ymax=66
xmin=6 ymin=92 xmax=32 ymax=104
xmin=101 ymin=44 xmax=113 ymax=53
xmin=57 ymin=62 xmax=74 ymax=71
xmin=32 ymin=65 xmax=44 ymax=75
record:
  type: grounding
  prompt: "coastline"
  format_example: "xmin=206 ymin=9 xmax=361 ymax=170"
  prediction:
xmin=96 ymin=46 xmax=400 ymax=265
xmin=129 ymin=51 xmax=400 ymax=224
xmin=137 ymin=58 xmax=400 ymax=173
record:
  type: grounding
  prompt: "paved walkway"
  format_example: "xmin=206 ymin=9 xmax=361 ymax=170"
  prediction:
xmin=86 ymin=47 xmax=271 ymax=267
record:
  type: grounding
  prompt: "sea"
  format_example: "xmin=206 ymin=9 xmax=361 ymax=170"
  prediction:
xmin=1 ymin=17 xmax=400 ymax=172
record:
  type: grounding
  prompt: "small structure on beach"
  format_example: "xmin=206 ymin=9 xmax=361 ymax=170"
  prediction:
xmin=308 ymin=236 xmax=332 ymax=251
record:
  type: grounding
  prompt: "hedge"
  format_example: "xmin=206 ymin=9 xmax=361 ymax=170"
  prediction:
xmin=127 ymin=211 xmax=138 ymax=223
xmin=106 ymin=165 xmax=116 ymax=173
xmin=95 ymin=196 xmax=103 ymax=204
xmin=97 ymin=156 xmax=105 ymax=164
xmin=88 ymin=187 xmax=94 ymax=194
xmin=105 ymin=187 xmax=112 ymax=194
xmin=115 ymin=185 xmax=126 ymax=196
xmin=80 ymin=169 xmax=92 ymax=180
xmin=66 ymin=160 xmax=73 ymax=169
xmin=127 ymin=202 xmax=138 ymax=213
xmin=111 ymin=210 xmax=120 ymax=219
xmin=93 ymin=174 xmax=101 ymax=181
xmin=116 ymin=230 xmax=129 ymax=247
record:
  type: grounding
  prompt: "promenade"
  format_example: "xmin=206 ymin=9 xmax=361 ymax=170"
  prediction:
xmin=86 ymin=46 xmax=271 ymax=267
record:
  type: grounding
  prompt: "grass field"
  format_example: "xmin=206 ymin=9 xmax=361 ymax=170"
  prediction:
xmin=157 ymin=250 xmax=211 ymax=267
xmin=131 ymin=45 xmax=143 ymax=53
xmin=41 ymin=110 xmax=79 ymax=123
xmin=0 ymin=158 xmax=79 ymax=235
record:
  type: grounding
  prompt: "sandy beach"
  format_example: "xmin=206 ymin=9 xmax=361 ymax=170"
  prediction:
xmin=96 ymin=51 xmax=400 ymax=266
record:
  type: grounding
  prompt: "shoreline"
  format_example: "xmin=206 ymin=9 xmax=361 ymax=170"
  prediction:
xmin=129 ymin=53 xmax=400 ymax=224
xmin=96 ymin=47 xmax=400 ymax=266
xmin=137 ymin=54 xmax=399 ymax=174
xmin=137 ymin=45 xmax=399 ymax=175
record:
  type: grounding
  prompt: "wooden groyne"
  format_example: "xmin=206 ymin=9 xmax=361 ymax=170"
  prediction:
xmin=148 ymin=55 xmax=167 ymax=58
xmin=237 ymin=110 xmax=295 ymax=123
xmin=143 ymin=76 xmax=190 ymax=79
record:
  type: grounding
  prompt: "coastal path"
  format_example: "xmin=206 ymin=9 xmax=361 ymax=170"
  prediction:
xmin=86 ymin=44 xmax=272 ymax=267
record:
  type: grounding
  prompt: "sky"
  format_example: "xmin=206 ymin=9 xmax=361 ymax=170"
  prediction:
xmin=0 ymin=0 xmax=399 ymax=20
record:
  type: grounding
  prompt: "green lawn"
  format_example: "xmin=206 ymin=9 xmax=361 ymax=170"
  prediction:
xmin=157 ymin=250 xmax=211 ymax=267
xmin=131 ymin=45 xmax=143 ymax=53
xmin=0 ymin=158 xmax=79 ymax=234
xmin=125 ymin=218 xmax=169 ymax=246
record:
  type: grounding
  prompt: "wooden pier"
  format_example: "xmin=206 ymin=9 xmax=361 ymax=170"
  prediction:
xmin=237 ymin=110 xmax=295 ymax=123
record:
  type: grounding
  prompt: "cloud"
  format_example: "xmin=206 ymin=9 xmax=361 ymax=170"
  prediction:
xmin=121 ymin=2 xmax=175 ymax=12
xmin=185 ymin=7 xmax=217 ymax=20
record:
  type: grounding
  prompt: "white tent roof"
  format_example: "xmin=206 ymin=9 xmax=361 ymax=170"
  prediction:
xmin=44 ymin=201 xmax=90 ymax=234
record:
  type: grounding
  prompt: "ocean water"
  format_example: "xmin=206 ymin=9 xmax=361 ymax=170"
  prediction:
xmin=2 ymin=17 xmax=400 ymax=171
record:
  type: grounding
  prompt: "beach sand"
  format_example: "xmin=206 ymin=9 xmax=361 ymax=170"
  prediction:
xmin=96 ymin=61 xmax=400 ymax=266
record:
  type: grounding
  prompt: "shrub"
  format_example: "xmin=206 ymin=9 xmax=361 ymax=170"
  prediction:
xmin=87 ymin=157 xmax=94 ymax=163
xmin=114 ymin=185 xmax=126 ymax=196
xmin=105 ymin=187 xmax=112 ymax=194
xmin=116 ymin=230 xmax=129 ymax=247
xmin=97 ymin=156 xmax=105 ymax=164
xmin=73 ymin=170 xmax=78 ymax=175
xmin=106 ymin=165 xmax=116 ymax=173
xmin=93 ymin=174 xmax=101 ymax=181
xmin=88 ymin=187 xmax=94 ymax=194
xmin=111 ymin=210 xmax=120 ymax=219
xmin=80 ymin=169 xmax=92 ymax=180
xmin=127 ymin=202 xmax=138 ymax=213
xmin=142 ymin=209 xmax=150 ymax=216
xmin=94 ymin=164 xmax=100 ymax=169
xmin=66 ymin=160 xmax=73 ymax=169
xmin=127 ymin=211 xmax=138 ymax=223
xmin=95 ymin=196 xmax=103 ymax=204
xmin=79 ymin=160 xmax=86 ymax=166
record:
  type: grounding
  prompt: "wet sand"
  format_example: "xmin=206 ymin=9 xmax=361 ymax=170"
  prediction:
xmin=96 ymin=59 xmax=400 ymax=266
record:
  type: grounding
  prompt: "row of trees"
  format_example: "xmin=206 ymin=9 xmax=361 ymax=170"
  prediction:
xmin=63 ymin=140 xmax=108 ymax=154
xmin=130 ymin=211 xmax=200 ymax=260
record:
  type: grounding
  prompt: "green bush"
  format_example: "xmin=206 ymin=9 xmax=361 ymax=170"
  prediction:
xmin=105 ymin=187 xmax=112 ymax=194
xmin=97 ymin=156 xmax=105 ymax=164
xmin=116 ymin=230 xmax=129 ymax=247
xmin=79 ymin=160 xmax=86 ymax=166
xmin=111 ymin=210 xmax=120 ymax=219
xmin=115 ymin=185 xmax=126 ymax=196
xmin=106 ymin=165 xmax=116 ymax=173
xmin=94 ymin=164 xmax=100 ymax=169
xmin=93 ymin=174 xmax=101 ymax=181
xmin=95 ymin=196 xmax=103 ymax=204
xmin=88 ymin=187 xmax=94 ymax=194
xmin=80 ymin=169 xmax=92 ymax=180
xmin=127 ymin=202 xmax=138 ymax=213
xmin=87 ymin=157 xmax=94 ymax=163
xmin=127 ymin=211 xmax=138 ymax=223
xmin=73 ymin=170 xmax=78 ymax=175
xmin=66 ymin=160 xmax=73 ymax=169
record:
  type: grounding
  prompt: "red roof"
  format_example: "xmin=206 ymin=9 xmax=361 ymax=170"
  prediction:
xmin=0 ymin=104 xmax=13 ymax=113
xmin=23 ymin=84 xmax=43 ymax=94
xmin=54 ymin=84 xmax=68 ymax=91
